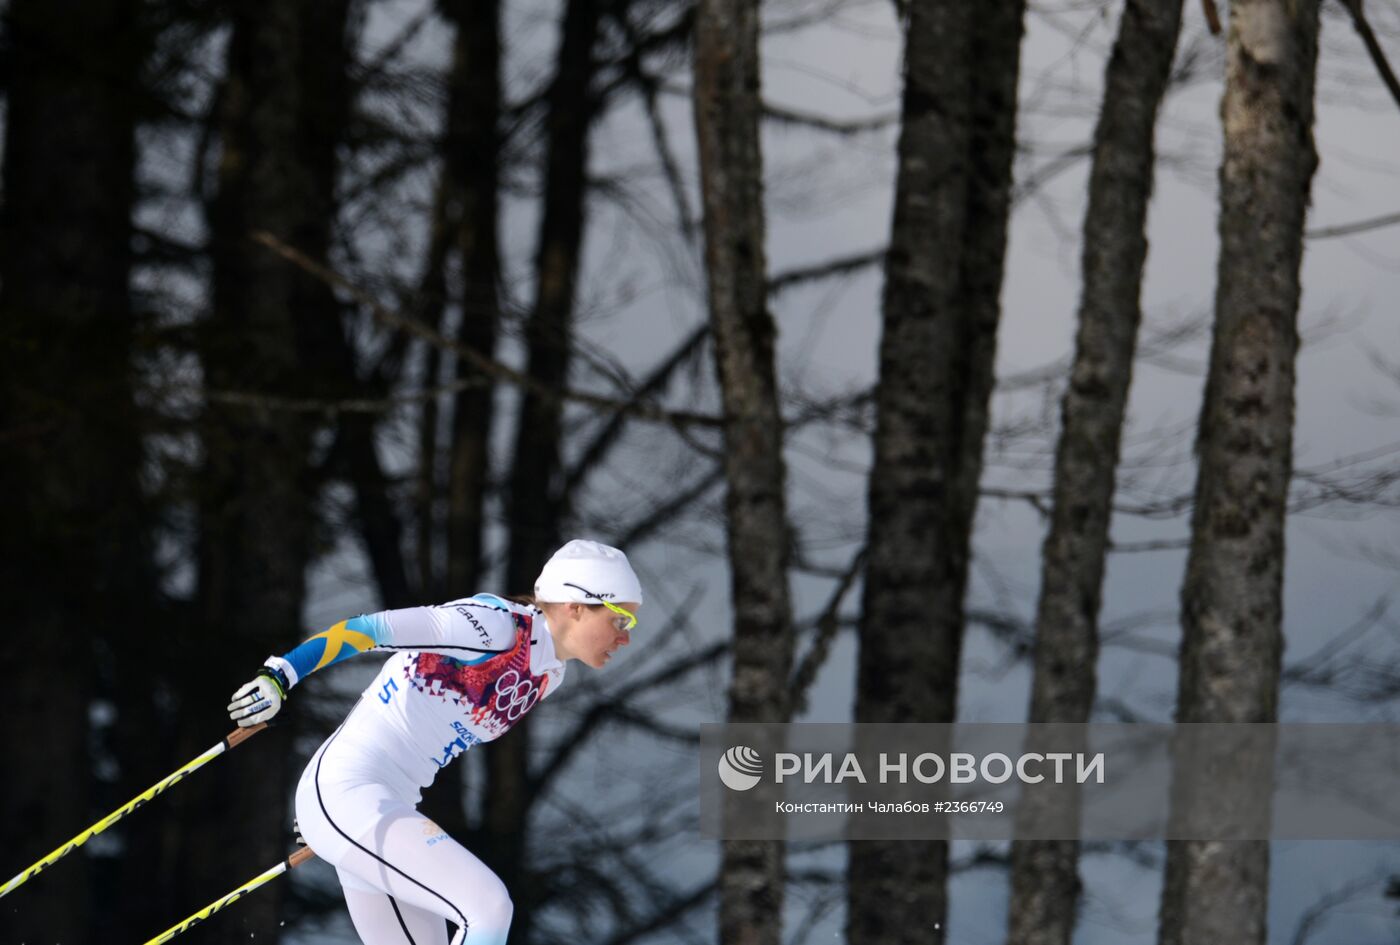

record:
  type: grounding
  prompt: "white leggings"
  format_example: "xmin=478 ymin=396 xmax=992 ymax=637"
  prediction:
xmin=296 ymin=719 xmax=513 ymax=945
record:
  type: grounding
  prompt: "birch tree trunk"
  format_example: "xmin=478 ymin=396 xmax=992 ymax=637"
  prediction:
xmin=849 ymin=3 xmax=1024 ymax=942
xmin=1007 ymin=4 xmax=1185 ymax=944
xmin=693 ymin=1 xmax=797 ymax=943
xmin=193 ymin=2 xmax=351 ymax=940
xmin=0 ymin=1 xmax=148 ymax=940
xmin=1159 ymin=3 xmax=1322 ymax=944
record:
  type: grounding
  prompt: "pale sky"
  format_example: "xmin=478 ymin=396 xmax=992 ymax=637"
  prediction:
xmin=285 ymin=2 xmax=1400 ymax=942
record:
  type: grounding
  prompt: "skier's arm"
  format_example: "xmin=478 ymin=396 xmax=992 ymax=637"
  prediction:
xmin=272 ymin=601 xmax=517 ymax=680
xmin=226 ymin=612 xmax=391 ymax=727
xmin=227 ymin=601 xmax=518 ymax=726
xmin=264 ymin=612 xmax=393 ymax=689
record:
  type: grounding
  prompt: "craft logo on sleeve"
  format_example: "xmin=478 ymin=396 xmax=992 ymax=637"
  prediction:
xmin=456 ymin=605 xmax=495 ymax=646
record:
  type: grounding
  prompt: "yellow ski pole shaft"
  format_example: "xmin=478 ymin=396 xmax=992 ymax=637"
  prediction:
xmin=0 ymin=722 xmax=267 ymax=899
xmin=143 ymin=846 xmax=316 ymax=945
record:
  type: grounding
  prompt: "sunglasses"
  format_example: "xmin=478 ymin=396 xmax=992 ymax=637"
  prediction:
xmin=562 ymin=582 xmax=638 ymax=631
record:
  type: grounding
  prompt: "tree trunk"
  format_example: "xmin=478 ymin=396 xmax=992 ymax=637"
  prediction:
xmin=488 ymin=0 xmax=600 ymax=939
xmin=1158 ymin=3 xmax=1321 ymax=945
xmin=443 ymin=0 xmax=503 ymax=601
xmin=848 ymin=3 xmax=1024 ymax=943
xmin=343 ymin=408 xmax=418 ymax=608
xmin=189 ymin=2 xmax=352 ymax=941
xmin=0 ymin=1 xmax=149 ymax=941
xmin=504 ymin=0 xmax=598 ymax=588
xmin=1007 ymin=3 xmax=1184 ymax=944
xmin=693 ymin=2 xmax=797 ymax=944
xmin=418 ymin=0 xmax=504 ymax=854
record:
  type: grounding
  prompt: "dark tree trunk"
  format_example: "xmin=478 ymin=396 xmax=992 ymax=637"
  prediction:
xmin=344 ymin=407 xmax=418 ymax=608
xmin=848 ymin=3 xmax=1024 ymax=943
xmin=693 ymin=1 xmax=797 ymax=944
xmin=1159 ymin=2 xmax=1322 ymax=944
xmin=186 ymin=2 xmax=352 ymax=941
xmin=487 ymin=0 xmax=600 ymax=940
xmin=310 ymin=9 xmax=411 ymax=615
xmin=417 ymin=0 xmax=504 ymax=854
xmin=443 ymin=0 xmax=502 ymax=602
xmin=0 ymin=1 xmax=149 ymax=941
xmin=504 ymin=0 xmax=598 ymax=590
xmin=1007 ymin=3 xmax=1185 ymax=944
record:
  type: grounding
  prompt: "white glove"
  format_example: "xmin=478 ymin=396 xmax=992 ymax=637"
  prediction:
xmin=228 ymin=668 xmax=289 ymax=727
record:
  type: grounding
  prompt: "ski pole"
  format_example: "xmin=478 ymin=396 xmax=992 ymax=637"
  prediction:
xmin=142 ymin=846 xmax=316 ymax=945
xmin=0 ymin=722 xmax=268 ymax=899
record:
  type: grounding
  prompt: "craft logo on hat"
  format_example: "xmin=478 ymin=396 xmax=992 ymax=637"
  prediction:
xmin=535 ymin=539 xmax=644 ymax=605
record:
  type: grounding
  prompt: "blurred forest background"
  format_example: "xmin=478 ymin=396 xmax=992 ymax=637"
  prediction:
xmin=4 ymin=0 xmax=1400 ymax=943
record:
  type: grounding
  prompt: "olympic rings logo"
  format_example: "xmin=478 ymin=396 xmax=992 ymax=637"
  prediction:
xmin=492 ymin=670 xmax=540 ymax=721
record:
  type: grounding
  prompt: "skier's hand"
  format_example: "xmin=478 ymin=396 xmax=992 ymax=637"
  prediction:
xmin=228 ymin=668 xmax=289 ymax=727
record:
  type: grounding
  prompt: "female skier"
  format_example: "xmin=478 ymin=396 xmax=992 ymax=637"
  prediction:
xmin=225 ymin=539 xmax=642 ymax=945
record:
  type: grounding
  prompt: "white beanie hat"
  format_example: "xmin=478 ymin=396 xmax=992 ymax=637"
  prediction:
xmin=534 ymin=539 xmax=644 ymax=605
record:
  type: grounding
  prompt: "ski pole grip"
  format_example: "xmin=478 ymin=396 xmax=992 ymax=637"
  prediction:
xmin=225 ymin=722 xmax=268 ymax=749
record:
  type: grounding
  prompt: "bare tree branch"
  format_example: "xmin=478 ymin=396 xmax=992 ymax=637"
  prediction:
xmin=1202 ymin=0 xmax=1222 ymax=35
xmin=251 ymin=231 xmax=725 ymax=428
xmin=203 ymin=375 xmax=489 ymax=415
xmin=1336 ymin=0 xmax=1400 ymax=116
xmin=600 ymin=878 xmax=717 ymax=945
xmin=769 ymin=247 xmax=886 ymax=295
xmin=528 ymin=638 xmax=729 ymax=793
xmin=563 ymin=323 xmax=712 ymax=494
xmin=616 ymin=11 xmax=700 ymax=244
xmin=762 ymin=102 xmax=899 ymax=136
xmin=1306 ymin=208 xmax=1400 ymax=239
xmin=352 ymin=4 xmax=437 ymax=92
xmin=611 ymin=467 xmax=726 ymax=550
xmin=790 ymin=547 xmax=867 ymax=716
xmin=1107 ymin=538 xmax=1191 ymax=553
xmin=1290 ymin=872 xmax=1391 ymax=945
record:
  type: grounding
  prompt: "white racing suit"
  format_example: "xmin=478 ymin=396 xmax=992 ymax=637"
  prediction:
xmin=272 ymin=594 xmax=565 ymax=945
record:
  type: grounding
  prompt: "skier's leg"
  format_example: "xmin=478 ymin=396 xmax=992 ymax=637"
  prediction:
xmin=295 ymin=723 xmax=512 ymax=945
xmin=320 ymin=802 xmax=514 ymax=945
xmin=338 ymin=866 xmax=450 ymax=945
